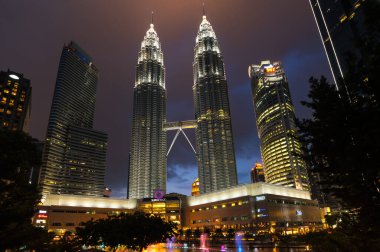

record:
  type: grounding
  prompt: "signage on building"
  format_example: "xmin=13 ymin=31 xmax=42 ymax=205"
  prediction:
xmin=256 ymin=196 xmax=266 ymax=201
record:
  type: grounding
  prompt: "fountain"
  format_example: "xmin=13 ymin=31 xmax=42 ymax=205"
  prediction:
xmin=200 ymin=234 xmax=207 ymax=249
xmin=165 ymin=236 xmax=176 ymax=248
xmin=235 ymin=232 xmax=244 ymax=252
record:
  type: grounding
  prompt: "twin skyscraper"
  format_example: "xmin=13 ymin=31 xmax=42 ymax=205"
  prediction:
xmin=128 ymin=14 xmax=238 ymax=199
xmin=38 ymin=13 xmax=310 ymax=200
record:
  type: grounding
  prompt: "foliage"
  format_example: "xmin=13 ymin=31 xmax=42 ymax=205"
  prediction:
xmin=193 ymin=228 xmax=201 ymax=238
xmin=0 ymin=129 xmax=49 ymax=251
xmin=297 ymin=1 xmax=380 ymax=251
xmin=184 ymin=228 xmax=192 ymax=239
xmin=76 ymin=212 xmax=176 ymax=251
xmin=226 ymin=228 xmax=235 ymax=240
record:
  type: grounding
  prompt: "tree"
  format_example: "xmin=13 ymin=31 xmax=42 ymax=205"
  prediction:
xmin=297 ymin=2 xmax=380 ymax=250
xmin=0 ymin=129 xmax=49 ymax=250
xmin=212 ymin=228 xmax=224 ymax=244
xmin=226 ymin=228 xmax=235 ymax=240
xmin=193 ymin=228 xmax=201 ymax=239
xmin=185 ymin=228 xmax=192 ymax=242
xmin=76 ymin=212 xmax=176 ymax=251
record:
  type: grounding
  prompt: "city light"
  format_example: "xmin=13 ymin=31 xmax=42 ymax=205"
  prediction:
xmin=9 ymin=74 xmax=19 ymax=79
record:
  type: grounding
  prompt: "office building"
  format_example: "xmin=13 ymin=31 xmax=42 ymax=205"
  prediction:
xmin=309 ymin=0 xmax=366 ymax=90
xmin=251 ymin=163 xmax=265 ymax=183
xmin=248 ymin=61 xmax=310 ymax=191
xmin=39 ymin=41 xmax=107 ymax=198
xmin=0 ymin=70 xmax=31 ymax=132
xmin=193 ymin=14 xmax=238 ymax=194
xmin=128 ymin=22 xmax=167 ymax=199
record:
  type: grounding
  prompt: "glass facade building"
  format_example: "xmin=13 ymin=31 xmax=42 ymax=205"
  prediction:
xmin=39 ymin=41 xmax=107 ymax=198
xmin=193 ymin=15 xmax=238 ymax=194
xmin=0 ymin=70 xmax=31 ymax=132
xmin=128 ymin=23 xmax=167 ymax=199
xmin=251 ymin=163 xmax=265 ymax=183
xmin=309 ymin=0 xmax=366 ymax=89
xmin=248 ymin=61 xmax=310 ymax=191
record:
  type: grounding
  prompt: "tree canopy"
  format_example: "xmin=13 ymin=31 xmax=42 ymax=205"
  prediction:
xmin=76 ymin=212 xmax=176 ymax=251
xmin=0 ymin=129 xmax=49 ymax=250
xmin=297 ymin=1 xmax=380 ymax=250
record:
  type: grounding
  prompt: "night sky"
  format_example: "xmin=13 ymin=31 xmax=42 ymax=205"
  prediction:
xmin=0 ymin=0 xmax=332 ymax=197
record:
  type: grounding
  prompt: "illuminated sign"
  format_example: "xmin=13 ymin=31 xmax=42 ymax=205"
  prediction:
xmin=256 ymin=196 xmax=266 ymax=201
xmin=296 ymin=210 xmax=303 ymax=216
xmin=37 ymin=214 xmax=48 ymax=218
xmin=9 ymin=74 xmax=19 ymax=80
xmin=153 ymin=189 xmax=164 ymax=199
xmin=39 ymin=210 xmax=47 ymax=214
xmin=257 ymin=208 xmax=266 ymax=213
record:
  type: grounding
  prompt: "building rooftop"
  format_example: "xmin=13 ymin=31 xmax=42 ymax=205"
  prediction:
xmin=41 ymin=183 xmax=311 ymax=209
xmin=186 ymin=182 xmax=311 ymax=206
xmin=42 ymin=194 xmax=137 ymax=209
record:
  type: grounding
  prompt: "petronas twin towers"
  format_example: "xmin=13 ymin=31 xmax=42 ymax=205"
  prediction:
xmin=128 ymin=15 xmax=237 ymax=199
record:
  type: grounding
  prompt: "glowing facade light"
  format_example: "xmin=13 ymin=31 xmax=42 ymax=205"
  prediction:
xmin=9 ymin=74 xmax=19 ymax=80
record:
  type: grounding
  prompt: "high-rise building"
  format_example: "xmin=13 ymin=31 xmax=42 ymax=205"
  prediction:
xmin=193 ymin=15 xmax=238 ymax=194
xmin=309 ymin=0 xmax=366 ymax=89
xmin=128 ymin=22 xmax=167 ymax=199
xmin=39 ymin=41 xmax=107 ymax=198
xmin=248 ymin=61 xmax=310 ymax=191
xmin=191 ymin=178 xmax=200 ymax=196
xmin=251 ymin=163 xmax=265 ymax=183
xmin=0 ymin=70 xmax=31 ymax=132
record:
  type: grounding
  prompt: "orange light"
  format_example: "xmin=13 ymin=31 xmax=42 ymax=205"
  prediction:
xmin=265 ymin=67 xmax=276 ymax=73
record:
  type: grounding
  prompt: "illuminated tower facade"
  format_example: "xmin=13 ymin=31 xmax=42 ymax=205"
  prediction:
xmin=40 ymin=42 xmax=107 ymax=198
xmin=248 ymin=61 xmax=310 ymax=191
xmin=128 ymin=23 xmax=167 ymax=199
xmin=0 ymin=70 xmax=31 ymax=132
xmin=193 ymin=15 xmax=238 ymax=194
xmin=251 ymin=163 xmax=265 ymax=183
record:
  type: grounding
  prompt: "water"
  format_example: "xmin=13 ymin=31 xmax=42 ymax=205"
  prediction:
xmin=144 ymin=243 xmax=308 ymax=252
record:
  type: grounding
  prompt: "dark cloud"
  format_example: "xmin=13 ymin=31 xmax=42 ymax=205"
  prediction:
xmin=0 ymin=0 xmax=332 ymax=198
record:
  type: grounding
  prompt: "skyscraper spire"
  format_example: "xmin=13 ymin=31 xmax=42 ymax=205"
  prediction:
xmin=202 ymin=1 xmax=206 ymax=16
xmin=193 ymin=14 xmax=238 ymax=194
xmin=128 ymin=21 xmax=167 ymax=199
xmin=151 ymin=11 xmax=154 ymax=25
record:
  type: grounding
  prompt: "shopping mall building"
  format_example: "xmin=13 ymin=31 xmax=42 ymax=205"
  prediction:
xmin=34 ymin=183 xmax=322 ymax=235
